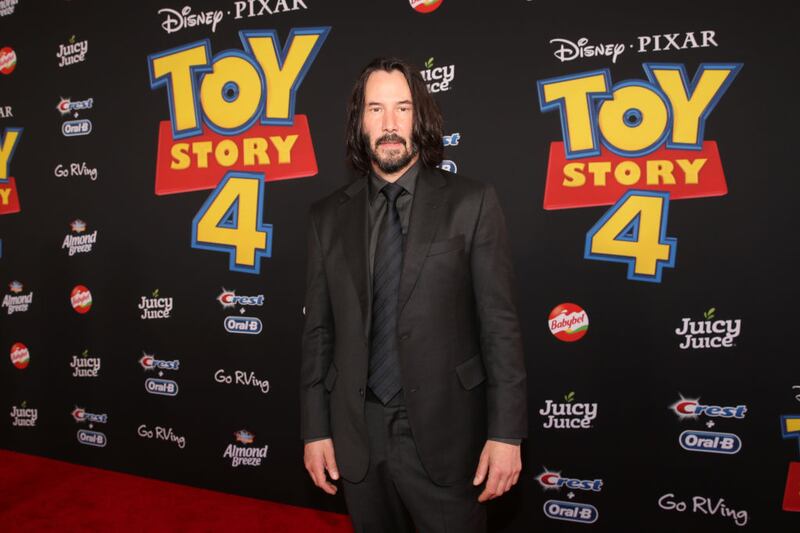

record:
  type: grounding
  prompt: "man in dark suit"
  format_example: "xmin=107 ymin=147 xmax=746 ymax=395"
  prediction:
xmin=301 ymin=57 xmax=527 ymax=532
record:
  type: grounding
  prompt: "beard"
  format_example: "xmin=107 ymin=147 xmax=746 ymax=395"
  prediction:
xmin=364 ymin=132 xmax=419 ymax=174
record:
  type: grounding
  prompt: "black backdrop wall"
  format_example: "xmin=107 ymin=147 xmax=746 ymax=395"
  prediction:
xmin=1 ymin=1 xmax=798 ymax=531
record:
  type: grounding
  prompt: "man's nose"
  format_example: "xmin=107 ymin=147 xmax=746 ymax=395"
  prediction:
xmin=382 ymin=110 xmax=397 ymax=132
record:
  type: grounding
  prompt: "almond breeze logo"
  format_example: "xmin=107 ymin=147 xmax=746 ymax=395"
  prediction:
xmin=420 ymin=57 xmax=454 ymax=93
xmin=540 ymin=391 xmax=597 ymax=429
xmin=139 ymin=289 xmax=173 ymax=319
xmin=3 ymin=280 xmax=32 ymax=314
xmin=675 ymin=307 xmax=741 ymax=349
xmin=224 ymin=429 xmax=268 ymax=467
xmin=63 ymin=219 xmax=98 ymax=255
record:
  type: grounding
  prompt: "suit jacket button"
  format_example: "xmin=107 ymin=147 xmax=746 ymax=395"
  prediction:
xmin=400 ymin=333 xmax=409 ymax=341
xmin=410 ymin=388 xmax=418 ymax=393
xmin=358 ymin=388 xmax=364 ymax=396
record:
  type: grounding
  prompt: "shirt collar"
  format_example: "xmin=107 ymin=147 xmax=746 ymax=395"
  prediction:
xmin=368 ymin=158 xmax=420 ymax=205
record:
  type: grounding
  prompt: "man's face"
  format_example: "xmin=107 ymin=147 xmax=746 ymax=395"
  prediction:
xmin=362 ymin=69 xmax=418 ymax=175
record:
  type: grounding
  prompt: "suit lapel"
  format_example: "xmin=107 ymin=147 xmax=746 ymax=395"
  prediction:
xmin=337 ymin=177 xmax=370 ymax=336
xmin=398 ymin=166 xmax=447 ymax=316
xmin=336 ymin=167 xmax=448 ymax=336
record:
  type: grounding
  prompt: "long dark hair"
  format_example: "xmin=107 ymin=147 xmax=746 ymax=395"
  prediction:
xmin=345 ymin=57 xmax=444 ymax=176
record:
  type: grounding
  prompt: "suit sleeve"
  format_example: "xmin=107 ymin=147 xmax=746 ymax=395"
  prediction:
xmin=299 ymin=208 xmax=335 ymax=441
xmin=470 ymin=184 xmax=528 ymax=440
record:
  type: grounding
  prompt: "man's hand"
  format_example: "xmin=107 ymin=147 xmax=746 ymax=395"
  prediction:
xmin=472 ymin=440 xmax=521 ymax=502
xmin=304 ymin=438 xmax=339 ymax=495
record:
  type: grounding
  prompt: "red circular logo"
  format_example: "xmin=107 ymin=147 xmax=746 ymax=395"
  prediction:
xmin=410 ymin=0 xmax=443 ymax=14
xmin=10 ymin=342 xmax=29 ymax=369
xmin=70 ymin=285 xmax=93 ymax=314
xmin=0 ymin=46 xmax=17 ymax=75
xmin=548 ymin=303 xmax=589 ymax=342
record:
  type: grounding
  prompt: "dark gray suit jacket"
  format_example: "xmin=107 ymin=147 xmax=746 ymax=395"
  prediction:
xmin=300 ymin=165 xmax=527 ymax=485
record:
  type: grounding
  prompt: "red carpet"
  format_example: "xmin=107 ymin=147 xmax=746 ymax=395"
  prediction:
xmin=0 ymin=449 xmax=352 ymax=532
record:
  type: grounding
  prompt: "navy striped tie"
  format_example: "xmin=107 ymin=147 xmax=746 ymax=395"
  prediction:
xmin=368 ymin=182 xmax=404 ymax=404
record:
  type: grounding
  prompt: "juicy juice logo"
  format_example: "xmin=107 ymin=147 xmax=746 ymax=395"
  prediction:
xmin=675 ymin=307 xmax=741 ymax=349
xmin=146 ymin=28 xmax=329 ymax=195
xmin=537 ymin=63 xmax=741 ymax=283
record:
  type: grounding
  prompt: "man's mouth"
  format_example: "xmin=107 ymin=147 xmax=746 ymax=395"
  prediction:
xmin=377 ymin=136 xmax=405 ymax=149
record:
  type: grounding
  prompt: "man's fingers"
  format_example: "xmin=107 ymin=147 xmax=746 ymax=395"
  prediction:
xmin=304 ymin=440 xmax=339 ymax=495
xmin=472 ymin=452 xmax=489 ymax=486
xmin=323 ymin=445 xmax=340 ymax=480
xmin=478 ymin=470 xmax=505 ymax=502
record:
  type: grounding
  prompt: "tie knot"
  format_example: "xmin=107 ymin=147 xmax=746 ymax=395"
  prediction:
xmin=381 ymin=182 xmax=403 ymax=204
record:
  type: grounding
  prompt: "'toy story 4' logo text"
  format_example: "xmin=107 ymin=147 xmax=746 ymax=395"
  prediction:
xmin=0 ymin=126 xmax=22 ymax=216
xmin=147 ymin=27 xmax=329 ymax=274
xmin=537 ymin=62 xmax=741 ymax=282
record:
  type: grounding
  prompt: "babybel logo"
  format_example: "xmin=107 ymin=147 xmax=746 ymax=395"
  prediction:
xmin=0 ymin=46 xmax=17 ymax=74
xmin=70 ymin=285 xmax=92 ymax=314
xmin=410 ymin=0 xmax=443 ymax=14
xmin=10 ymin=342 xmax=29 ymax=369
xmin=548 ymin=303 xmax=588 ymax=342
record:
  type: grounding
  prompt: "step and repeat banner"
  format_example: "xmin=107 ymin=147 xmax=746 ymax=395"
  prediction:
xmin=1 ymin=1 xmax=797 ymax=531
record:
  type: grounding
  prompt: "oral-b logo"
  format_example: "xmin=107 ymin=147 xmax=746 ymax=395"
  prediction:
xmin=543 ymin=500 xmax=598 ymax=524
xmin=145 ymin=378 xmax=179 ymax=396
xmin=77 ymin=429 xmax=107 ymax=447
xmin=224 ymin=316 xmax=262 ymax=334
xmin=679 ymin=430 xmax=742 ymax=455
xmin=62 ymin=119 xmax=92 ymax=137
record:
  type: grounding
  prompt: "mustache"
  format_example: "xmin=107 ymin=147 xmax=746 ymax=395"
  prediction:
xmin=375 ymin=134 xmax=406 ymax=147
